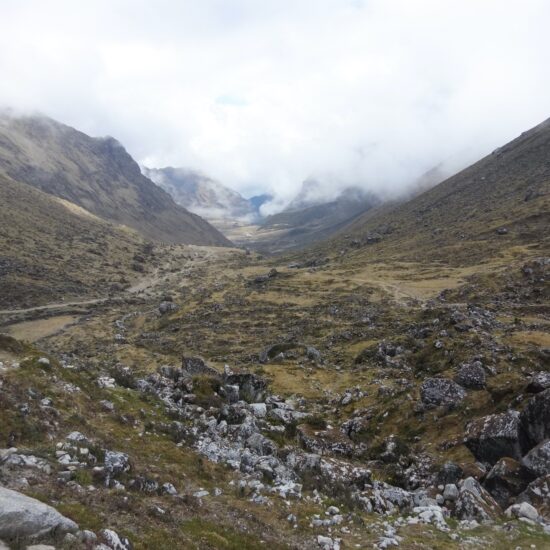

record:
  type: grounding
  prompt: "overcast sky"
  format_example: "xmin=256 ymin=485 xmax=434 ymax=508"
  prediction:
xmin=1 ymin=0 xmax=549 ymax=206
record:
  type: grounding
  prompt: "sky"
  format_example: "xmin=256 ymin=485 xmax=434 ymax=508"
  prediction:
xmin=0 ymin=0 xmax=549 ymax=210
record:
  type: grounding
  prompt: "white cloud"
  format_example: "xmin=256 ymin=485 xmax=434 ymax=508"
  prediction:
xmin=0 ymin=0 xmax=549 ymax=204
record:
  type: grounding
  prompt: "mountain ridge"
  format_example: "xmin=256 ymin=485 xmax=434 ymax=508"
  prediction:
xmin=0 ymin=114 xmax=230 ymax=246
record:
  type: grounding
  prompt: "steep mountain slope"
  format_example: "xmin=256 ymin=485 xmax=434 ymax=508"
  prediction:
xmin=143 ymin=166 xmax=256 ymax=221
xmin=334 ymin=118 xmax=550 ymax=264
xmin=0 ymin=113 xmax=230 ymax=246
xmin=0 ymin=173 xmax=148 ymax=308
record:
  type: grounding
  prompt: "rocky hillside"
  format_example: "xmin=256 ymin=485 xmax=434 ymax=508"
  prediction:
xmin=0 ymin=113 xmax=230 ymax=246
xmin=0 ymin=117 xmax=548 ymax=550
xmin=332 ymin=118 xmax=550 ymax=265
xmin=0 ymin=173 xmax=151 ymax=309
xmin=143 ymin=166 xmax=257 ymax=221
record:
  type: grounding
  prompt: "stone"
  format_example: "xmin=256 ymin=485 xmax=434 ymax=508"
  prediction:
xmin=505 ymin=502 xmax=540 ymax=522
xmin=516 ymin=475 xmax=550 ymax=520
xmin=249 ymin=403 xmax=267 ymax=418
xmin=483 ymin=457 xmax=531 ymax=508
xmin=520 ymin=389 xmax=550 ymax=449
xmin=420 ymin=378 xmax=466 ymax=409
xmin=306 ymin=346 xmax=322 ymax=363
xmin=454 ymin=362 xmax=486 ymax=389
xmin=526 ymin=371 xmax=550 ymax=393
xmin=104 ymin=450 xmax=130 ymax=483
xmin=442 ymin=484 xmax=459 ymax=502
xmin=464 ymin=410 xmax=523 ymax=464
xmin=435 ymin=461 xmax=463 ymax=486
xmin=181 ymin=356 xmax=220 ymax=379
xmin=160 ymin=482 xmax=178 ymax=496
xmin=158 ymin=301 xmax=178 ymax=315
xmin=225 ymin=373 xmax=267 ymax=403
xmin=0 ymin=487 xmax=78 ymax=540
xmin=317 ymin=535 xmax=340 ymax=550
xmin=98 ymin=529 xmax=132 ymax=550
xmin=521 ymin=440 xmax=550 ymax=477
xmin=454 ymin=477 xmax=501 ymax=521
xmin=224 ymin=385 xmax=239 ymax=404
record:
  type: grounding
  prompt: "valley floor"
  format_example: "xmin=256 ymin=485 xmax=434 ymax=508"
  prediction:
xmin=0 ymin=243 xmax=549 ymax=549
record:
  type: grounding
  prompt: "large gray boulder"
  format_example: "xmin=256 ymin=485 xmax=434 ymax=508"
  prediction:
xmin=521 ymin=440 xmax=550 ymax=478
xmin=483 ymin=457 xmax=531 ymax=508
xmin=420 ymin=378 xmax=466 ymax=409
xmin=454 ymin=477 xmax=501 ymax=521
xmin=520 ymin=389 xmax=550 ymax=449
xmin=464 ymin=411 xmax=523 ymax=464
xmin=0 ymin=487 xmax=78 ymax=540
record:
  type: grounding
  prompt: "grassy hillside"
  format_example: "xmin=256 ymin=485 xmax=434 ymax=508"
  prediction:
xmin=0 ymin=173 xmax=150 ymax=308
xmin=332 ymin=118 xmax=550 ymax=265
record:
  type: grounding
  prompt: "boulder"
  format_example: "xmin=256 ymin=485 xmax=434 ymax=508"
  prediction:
xmin=224 ymin=373 xmax=267 ymax=403
xmin=104 ymin=450 xmax=130 ymax=483
xmin=464 ymin=410 xmax=523 ymax=464
xmin=516 ymin=475 xmax=550 ymax=520
xmin=526 ymin=371 xmax=550 ymax=393
xmin=483 ymin=457 xmax=532 ymax=508
xmin=181 ymin=357 xmax=220 ymax=379
xmin=521 ymin=440 xmax=550 ymax=477
xmin=454 ymin=477 xmax=501 ymax=521
xmin=0 ymin=487 xmax=78 ymax=540
xmin=435 ymin=461 xmax=463 ymax=486
xmin=505 ymin=502 xmax=540 ymax=522
xmin=420 ymin=378 xmax=466 ymax=409
xmin=520 ymin=389 xmax=550 ymax=449
xmin=454 ymin=362 xmax=486 ymax=389
xmin=158 ymin=301 xmax=178 ymax=315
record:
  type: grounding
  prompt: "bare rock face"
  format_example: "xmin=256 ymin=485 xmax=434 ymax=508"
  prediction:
xmin=0 ymin=487 xmax=78 ymax=540
xmin=420 ymin=378 xmax=466 ymax=409
xmin=520 ymin=389 xmax=550 ymax=449
xmin=464 ymin=411 xmax=523 ymax=464
xmin=483 ymin=458 xmax=532 ymax=508
xmin=454 ymin=477 xmax=501 ymax=521
xmin=521 ymin=440 xmax=550 ymax=478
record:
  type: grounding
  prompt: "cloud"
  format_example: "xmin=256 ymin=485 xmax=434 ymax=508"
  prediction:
xmin=0 ymin=0 xmax=549 ymax=206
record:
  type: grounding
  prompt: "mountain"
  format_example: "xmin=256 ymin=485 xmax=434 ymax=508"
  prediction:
xmin=255 ymin=184 xmax=380 ymax=253
xmin=143 ymin=166 xmax=257 ymax=221
xmin=0 ymin=113 xmax=230 ymax=246
xmin=0 ymin=172 xmax=147 ymax=308
xmin=333 ymin=118 xmax=550 ymax=264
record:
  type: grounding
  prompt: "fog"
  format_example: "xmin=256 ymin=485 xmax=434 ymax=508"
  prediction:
xmin=1 ymin=0 xmax=549 ymax=211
